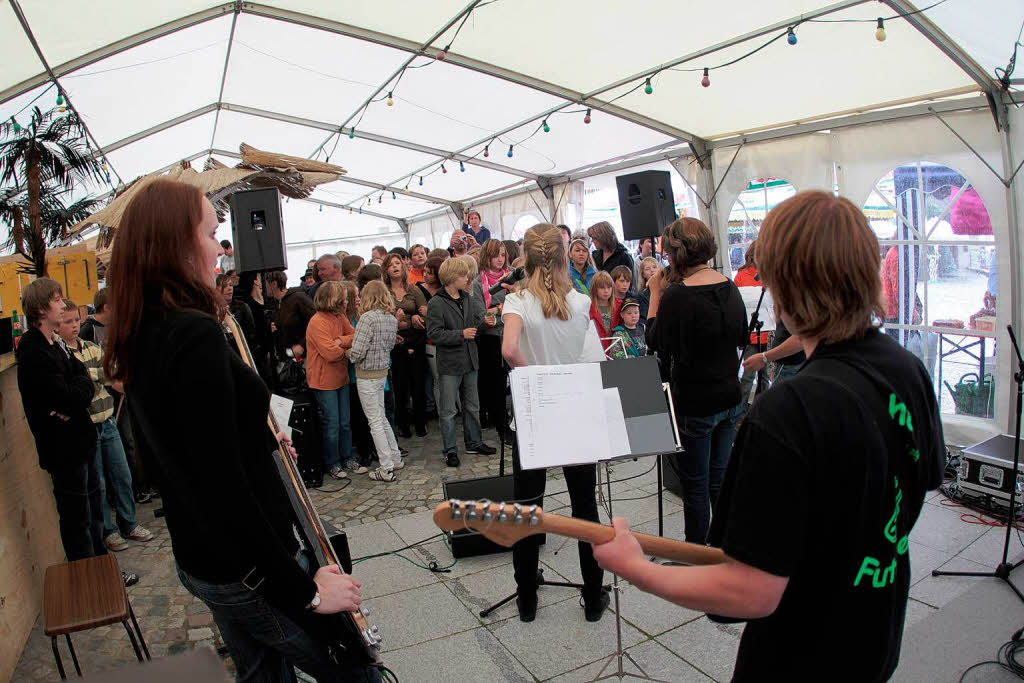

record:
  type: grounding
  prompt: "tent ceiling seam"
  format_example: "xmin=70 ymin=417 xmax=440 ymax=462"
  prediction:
xmin=306 ymin=0 xmax=484 ymax=159
xmin=6 ymin=0 xmax=123 ymax=184
xmin=208 ymin=1 xmax=242 ymax=154
xmin=0 ymin=3 xmax=236 ymax=105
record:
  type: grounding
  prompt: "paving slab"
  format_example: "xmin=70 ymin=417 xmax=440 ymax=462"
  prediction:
xmin=545 ymin=639 xmax=713 ymax=683
xmin=655 ymin=617 xmax=744 ymax=683
xmin=488 ymin=597 xmax=646 ymax=680
xmin=364 ymin=582 xmax=479 ymax=653
xmin=382 ymin=627 xmax=534 ymax=683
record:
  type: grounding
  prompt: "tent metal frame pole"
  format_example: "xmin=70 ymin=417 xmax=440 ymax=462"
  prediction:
xmin=0 ymin=2 xmax=236 ymax=104
xmin=208 ymin=1 xmax=242 ymax=153
xmin=706 ymin=95 xmax=994 ymax=149
xmin=242 ymin=3 xmax=698 ymax=142
xmin=307 ymin=0 xmax=484 ymax=159
xmin=210 ymin=147 xmax=458 ymax=213
xmin=1002 ymin=124 xmax=1022 ymax=434
xmin=7 ymin=0 xmax=124 ymax=185
xmin=304 ymin=195 xmax=406 ymax=226
xmin=880 ymin=0 xmax=1003 ymax=128
xmin=97 ymin=103 xmax=219 ymax=155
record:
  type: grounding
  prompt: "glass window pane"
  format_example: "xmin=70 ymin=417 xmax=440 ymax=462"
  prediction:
xmin=726 ymin=178 xmax=795 ymax=271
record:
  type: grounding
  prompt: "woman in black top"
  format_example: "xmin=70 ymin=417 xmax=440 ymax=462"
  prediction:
xmin=595 ymin=192 xmax=944 ymax=682
xmin=103 ymin=179 xmax=377 ymax=682
xmin=645 ymin=217 xmax=747 ymax=544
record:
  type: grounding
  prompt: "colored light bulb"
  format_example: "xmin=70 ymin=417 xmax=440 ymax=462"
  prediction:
xmin=701 ymin=68 xmax=710 ymax=88
xmin=584 ymin=108 xmax=591 ymax=124
xmin=12 ymin=118 xmax=20 ymax=132
xmin=441 ymin=163 xmax=447 ymax=174
xmin=386 ymin=92 xmax=394 ymax=107
xmin=437 ymin=47 xmax=447 ymax=61
xmin=507 ymin=145 xmax=514 ymax=158
xmin=787 ymin=28 xmax=797 ymax=45
xmin=644 ymin=78 xmax=653 ymax=95
xmin=483 ymin=145 xmax=489 ymax=158
xmin=56 ymin=93 xmax=64 ymax=105
xmin=459 ymin=161 xmax=465 ymax=172
xmin=419 ymin=176 xmax=424 ymax=186
xmin=542 ymin=120 xmax=550 ymax=132
xmin=349 ymin=129 xmax=355 ymax=139
xmin=875 ymin=18 xmax=886 ymax=42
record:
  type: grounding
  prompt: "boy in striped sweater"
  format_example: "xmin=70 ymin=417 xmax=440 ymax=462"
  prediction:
xmin=58 ymin=301 xmax=153 ymax=552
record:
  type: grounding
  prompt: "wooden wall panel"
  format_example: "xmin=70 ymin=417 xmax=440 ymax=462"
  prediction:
xmin=0 ymin=356 xmax=64 ymax=681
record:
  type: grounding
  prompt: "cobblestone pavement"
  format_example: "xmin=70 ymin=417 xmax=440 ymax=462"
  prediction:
xmin=10 ymin=421 xmax=550 ymax=682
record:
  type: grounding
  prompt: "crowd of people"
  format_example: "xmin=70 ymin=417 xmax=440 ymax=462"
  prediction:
xmin=14 ymin=180 xmax=946 ymax=681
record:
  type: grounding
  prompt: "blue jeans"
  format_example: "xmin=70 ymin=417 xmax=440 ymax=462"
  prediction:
xmin=772 ymin=362 xmax=802 ymax=386
xmin=674 ymin=402 xmax=743 ymax=544
xmin=95 ymin=417 xmax=137 ymax=538
xmin=314 ymin=386 xmax=352 ymax=470
xmin=439 ymin=371 xmax=482 ymax=455
xmin=177 ymin=567 xmax=380 ymax=683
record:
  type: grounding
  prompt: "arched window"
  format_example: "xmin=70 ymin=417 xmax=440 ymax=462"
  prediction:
xmin=509 ymin=213 xmax=543 ymax=241
xmin=726 ymin=178 xmax=796 ymax=272
xmin=865 ymin=162 xmax=996 ymax=418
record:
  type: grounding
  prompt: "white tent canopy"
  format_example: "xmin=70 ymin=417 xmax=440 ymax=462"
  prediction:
xmin=2 ymin=1 xmax=1022 ymax=436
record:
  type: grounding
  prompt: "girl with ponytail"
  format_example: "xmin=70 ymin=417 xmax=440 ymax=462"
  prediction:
xmin=500 ymin=224 xmax=608 ymax=623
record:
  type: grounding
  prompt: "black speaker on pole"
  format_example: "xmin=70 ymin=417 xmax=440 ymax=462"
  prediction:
xmin=615 ymin=170 xmax=676 ymax=241
xmin=229 ymin=187 xmax=287 ymax=272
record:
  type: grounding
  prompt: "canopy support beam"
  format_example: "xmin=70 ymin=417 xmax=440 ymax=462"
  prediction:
xmin=7 ymin=0 xmax=124 ymax=184
xmin=881 ymin=0 xmax=1004 ymax=130
xmin=0 ymin=3 xmax=235 ymax=105
xmin=308 ymin=0 xmax=484 ymax=159
xmin=208 ymin=1 xmax=242 ymax=153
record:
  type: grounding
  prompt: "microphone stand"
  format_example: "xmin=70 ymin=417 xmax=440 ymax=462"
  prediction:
xmin=740 ymin=287 xmax=769 ymax=400
xmin=932 ymin=324 xmax=1024 ymax=602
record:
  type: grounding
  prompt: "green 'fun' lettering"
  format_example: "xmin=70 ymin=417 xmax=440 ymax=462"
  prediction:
xmin=855 ymin=557 xmax=881 ymax=587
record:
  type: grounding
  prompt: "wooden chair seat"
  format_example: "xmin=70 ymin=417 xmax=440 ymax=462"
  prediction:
xmin=44 ymin=554 xmax=129 ymax=636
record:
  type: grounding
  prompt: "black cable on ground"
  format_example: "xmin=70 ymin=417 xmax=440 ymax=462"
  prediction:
xmin=959 ymin=631 xmax=1024 ymax=681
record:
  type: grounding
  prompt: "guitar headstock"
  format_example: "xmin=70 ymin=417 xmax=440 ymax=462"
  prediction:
xmin=433 ymin=499 xmax=544 ymax=547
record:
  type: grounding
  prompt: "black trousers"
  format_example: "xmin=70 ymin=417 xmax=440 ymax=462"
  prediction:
xmin=511 ymin=440 xmax=604 ymax=602
xmin=476 ymin=335 xmax=508 ymax=430
xmin=391 ymin=341 xmax=427 ymax=432
xmin=50 ymin=458 xmax=107 ymax=561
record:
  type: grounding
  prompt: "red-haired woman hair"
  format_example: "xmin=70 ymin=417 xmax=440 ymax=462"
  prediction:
xmin=104 ymin=179 xmax=378 ymax=682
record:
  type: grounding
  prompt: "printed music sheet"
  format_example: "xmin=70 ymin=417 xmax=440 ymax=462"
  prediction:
xmin=510 ymin=363 xmax=611 ymax=469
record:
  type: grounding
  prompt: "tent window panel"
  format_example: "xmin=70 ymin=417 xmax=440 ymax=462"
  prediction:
xmin=726 ymin=178 xmax=796 ymax=272
xmin=868 ymin=162 xmax=996 ymax=420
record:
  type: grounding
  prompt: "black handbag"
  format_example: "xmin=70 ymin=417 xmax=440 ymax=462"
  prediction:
xmin=275 ymin=358 xmax=308 ymax=395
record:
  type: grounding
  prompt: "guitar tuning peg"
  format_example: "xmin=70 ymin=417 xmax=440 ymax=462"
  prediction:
xmin=466 ymin=504 xmax=479 ymax=521
xmin=450 ymin=499 xmax=463 ymax=520
xmin=498 ymin=502 xmax=510 ymax=523
xmin=478 ymin=499 xmax=493 ymax=522
xmin=528 ymin=505 xmax=540 ymax=526
xmin=513 ymin=503 xmax=524 ymax=524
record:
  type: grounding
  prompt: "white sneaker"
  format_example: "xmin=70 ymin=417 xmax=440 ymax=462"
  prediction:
xmin=126 ymin=525 xmax=154 ymax=542
xmin=392 ymin=460 xmax=406 ymax=471
xmin=368 ymin=467 xmax=396 ymax=482
xmin=328 ymin=466 xmax=348 ymax=480
xmin=104 ymin=532 xmax=129 ymax=552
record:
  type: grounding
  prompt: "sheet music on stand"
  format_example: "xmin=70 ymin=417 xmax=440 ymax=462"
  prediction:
xmin=510 ymin=357 xmax=678 ymax=470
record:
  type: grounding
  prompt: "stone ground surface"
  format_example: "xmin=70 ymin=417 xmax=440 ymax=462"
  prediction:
xmin=12 ymin=429 xmax=1023 ymax=682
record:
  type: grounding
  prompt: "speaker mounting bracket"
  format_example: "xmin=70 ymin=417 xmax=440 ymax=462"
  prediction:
xmin=536 ymin=176 xmax=554 ymax=200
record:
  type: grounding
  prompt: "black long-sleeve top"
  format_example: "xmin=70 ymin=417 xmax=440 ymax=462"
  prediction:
xmin=16 ymin=325 xmax=97 ymax=471
xmin=647 ymin=280 xmax=748 ymax=417
xmin=126 ymin=311 xmax=315 ymax=613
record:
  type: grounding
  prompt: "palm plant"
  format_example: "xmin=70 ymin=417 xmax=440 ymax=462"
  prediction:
xmin=0 ymin=106 xmax=103 ymax=276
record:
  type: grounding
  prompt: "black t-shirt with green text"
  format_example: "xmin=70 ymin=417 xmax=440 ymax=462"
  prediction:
xmin=708 ymin=329 xmax=944 ymax=682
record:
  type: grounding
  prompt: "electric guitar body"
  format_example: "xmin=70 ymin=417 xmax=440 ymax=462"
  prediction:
xmin=224 ymin=313 xmax=383 ymax=666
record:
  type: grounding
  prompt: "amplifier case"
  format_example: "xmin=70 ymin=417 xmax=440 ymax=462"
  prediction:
xmin=959 ymin=434 xmax=1023 ymax=506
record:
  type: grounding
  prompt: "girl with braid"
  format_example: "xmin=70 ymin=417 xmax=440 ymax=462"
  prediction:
xmin=501 ymin=224 xmax=609 ymax=624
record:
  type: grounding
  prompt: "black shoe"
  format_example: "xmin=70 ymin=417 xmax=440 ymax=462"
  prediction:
xmin=584 ymin=591 xmax=610 ymax=622
xmin=445 ymin=453 xmax=460 ymax=467
xmin=517 ymin=593 xmax=538 ymax=622
xmin=467 ymin=443 xmax=496 ymax=455
xmin=399 ymin=446 xmax=409 ymax=456
xmin=122 ymin=571 xmax=140 ymax=587
xmin=415 ymin=425 xmax=427 ymax=437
